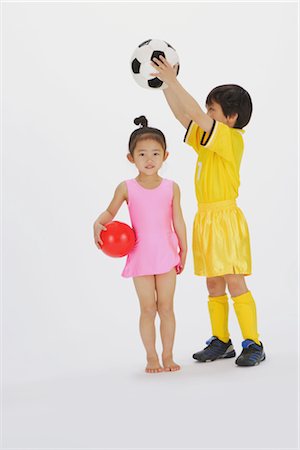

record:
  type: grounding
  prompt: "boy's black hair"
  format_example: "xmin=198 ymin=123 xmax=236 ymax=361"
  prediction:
xmin=128 ymin=116 xmax=167 ymax=155
xmin=206 ymin=84 xmax=253 ymax=129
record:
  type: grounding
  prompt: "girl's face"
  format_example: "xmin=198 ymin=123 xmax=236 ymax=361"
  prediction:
xmin=127 ymin=139 xmax=168 ymax=175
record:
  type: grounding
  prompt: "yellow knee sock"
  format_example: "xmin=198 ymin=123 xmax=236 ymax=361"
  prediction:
xmin=232 ymin=291 xmax=260 ymax=345
xmin=208 ymin=294 xmax=230 ymax=343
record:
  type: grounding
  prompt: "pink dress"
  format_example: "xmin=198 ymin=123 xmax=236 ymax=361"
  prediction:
xmin=122 ymin=178 xmax=180 ymax=278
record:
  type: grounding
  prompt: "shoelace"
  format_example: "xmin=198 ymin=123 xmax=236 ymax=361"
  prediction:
xmin=204 ymin=339 xmax=224 ymax=351
xmin=241 ymin=346 xmax=261 ymax=356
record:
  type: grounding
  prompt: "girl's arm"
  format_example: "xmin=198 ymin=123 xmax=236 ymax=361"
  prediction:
xmin=172 ymin=183 xmax=187 ymax=274
xmin=93 ymin=181 xmax=127 ymax=249
xmin=152 ymin=56 xmax=214 ymax=133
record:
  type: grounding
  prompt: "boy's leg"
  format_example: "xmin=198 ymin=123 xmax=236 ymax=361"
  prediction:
xmin=224 ymin=274 xmax=260 ymax=344
xmin=192 ymin=276 xmax=236 ymax=362
xmin=206 ymin=276 xmax=230 ymax=343
xmin=225 ymin=274 xmax=265 ymax=366
xmin=133 ymin=275 xmax=163 ymax=373
xmin=155 ymin=268 xmax=180 ymax=371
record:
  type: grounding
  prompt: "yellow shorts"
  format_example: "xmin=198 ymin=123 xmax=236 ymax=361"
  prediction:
xmin=193 ymin=199 xmax=252 ymax=277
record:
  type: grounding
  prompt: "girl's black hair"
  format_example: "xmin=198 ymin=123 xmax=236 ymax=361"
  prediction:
xmin=128 ymin=116 xmax=167 ymax=155
xmin=206 ymin=84 xmax=253 ymax=129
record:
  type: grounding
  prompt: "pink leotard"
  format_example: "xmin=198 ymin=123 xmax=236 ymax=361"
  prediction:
xmin=122 ymin=178 xmax=180 ymax=278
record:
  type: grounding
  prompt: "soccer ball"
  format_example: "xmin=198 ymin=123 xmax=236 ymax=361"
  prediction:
xmin=130 ymin=39 xmax=180 ymax=90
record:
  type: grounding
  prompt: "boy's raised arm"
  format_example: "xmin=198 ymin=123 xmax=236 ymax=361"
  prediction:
xmin=152 ymin=56 xmax=214 ymax=133
xmin=168 ymin=79 xmax=214 ymax=133
xmin=163 ymin=87 xmax=191 ymax=129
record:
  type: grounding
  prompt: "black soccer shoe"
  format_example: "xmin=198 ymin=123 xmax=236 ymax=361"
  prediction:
xmin=192 ymin=336 xmax=236 ymax=362
xmin=235 ymin=340 xmax=266 ymax=367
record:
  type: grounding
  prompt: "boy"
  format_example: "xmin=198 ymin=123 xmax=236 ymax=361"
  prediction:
xmin=151 ymin=56 xmax=265 ymax=366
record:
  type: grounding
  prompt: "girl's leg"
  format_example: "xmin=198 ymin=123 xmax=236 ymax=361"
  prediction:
xmin=155 ymin=268 xmax=180 ymax=372
xmin=224 ymin=274 xmax=260 ymax=345
xmin=133 ymin=275 xmax=163 ymax=373
xmin=206 ymin=276 xmax=230 ymax=343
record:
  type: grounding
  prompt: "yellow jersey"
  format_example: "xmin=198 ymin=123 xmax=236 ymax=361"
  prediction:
xmin=184 ymin=120 xmax=245 ymax=203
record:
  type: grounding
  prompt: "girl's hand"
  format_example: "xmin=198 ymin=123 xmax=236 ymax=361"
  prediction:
xmin=93 ymin=221 xmax=107 ymax=249
xmin=150 ymin=56 xmax=179 ymax=85
xmin=176 ymin=249 xmax=187 ymax=275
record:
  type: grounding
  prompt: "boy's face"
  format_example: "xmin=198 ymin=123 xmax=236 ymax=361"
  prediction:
xmin=127 ymin=139 xmax=168 ymax=175
xmin=206 ymin=101 xmax=238 ymax=128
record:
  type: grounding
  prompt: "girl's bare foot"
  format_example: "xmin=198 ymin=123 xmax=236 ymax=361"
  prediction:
xmin=162 ymin=355 xmax=181 ymax=372
xmin=145 ymin=356 xmax=163 ymax=374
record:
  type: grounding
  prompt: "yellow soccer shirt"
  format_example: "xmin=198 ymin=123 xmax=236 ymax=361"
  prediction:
xmin=184 ymin=120 xmax=245 ymax=203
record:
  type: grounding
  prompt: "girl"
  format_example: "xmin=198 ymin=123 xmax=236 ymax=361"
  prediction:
xmin=93 ymin=116 xmax=187 ymax=373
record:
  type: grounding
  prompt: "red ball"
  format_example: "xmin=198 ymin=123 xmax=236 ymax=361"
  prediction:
xmin=100 ymin=221 xmax=136 ymax=258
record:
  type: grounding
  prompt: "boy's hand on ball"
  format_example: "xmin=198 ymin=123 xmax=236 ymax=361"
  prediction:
xmin=150 ymin=56 xmax=178 ymax=84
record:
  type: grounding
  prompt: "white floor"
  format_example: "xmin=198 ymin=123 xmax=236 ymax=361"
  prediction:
xmin=3 ymin=349 xmax=298 ymax=450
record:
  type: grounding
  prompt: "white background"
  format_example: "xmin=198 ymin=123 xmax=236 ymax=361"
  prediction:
xmin=2 ymin=1 xmax=298 ymax=449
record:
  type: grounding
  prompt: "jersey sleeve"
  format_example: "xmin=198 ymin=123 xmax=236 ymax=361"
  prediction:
xmin=183 ymin=120 xmax=206 ymax=157
xmin=184 ymin=120 xmax=237 ymax=163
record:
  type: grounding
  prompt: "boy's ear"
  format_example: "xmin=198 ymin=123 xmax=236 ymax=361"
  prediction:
xmin=127 ymin=153 xmax=134 ymax=163
xmin=163 ymin=151 xmax=169 ymax=161
xmin=227 ymin=113 xmax=238 ymax=127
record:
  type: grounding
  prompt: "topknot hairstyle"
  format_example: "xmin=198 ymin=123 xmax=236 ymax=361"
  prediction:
xmin=206 ymin=84 xmax=253 ymax=129
xmin=134 ymin=116 xmax=148 ymax=127
xmin=128 ymin=116 xmax=167 ymax=155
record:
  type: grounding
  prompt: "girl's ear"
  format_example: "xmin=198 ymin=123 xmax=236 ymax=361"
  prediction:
xmin=127 ymin=153 xmax=134 ymax=163
xmin=163 ymin=151 xmax=169 ymax=161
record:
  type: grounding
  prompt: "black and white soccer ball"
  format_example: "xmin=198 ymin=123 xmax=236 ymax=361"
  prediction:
xmin=130 ymin=39 xmax=180 ymax=90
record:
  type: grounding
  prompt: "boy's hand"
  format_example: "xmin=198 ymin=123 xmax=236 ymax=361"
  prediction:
xmin=150 ymin=56 xmax=178 ymax=85
xmin=176 ymin=248 xmax=187 ymax=275
xmin=93 ymin=222 xmax=107 ymax=249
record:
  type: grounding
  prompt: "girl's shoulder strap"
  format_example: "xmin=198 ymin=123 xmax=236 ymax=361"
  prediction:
xmin=160 ymin=179 xmax=176 ymax=200
xmin=124 ymin=178 xmax=139 ymax=195
xmin=162 ymin=178 xmax=175 ymax=187
xmin=124 ymin=178 xmax=135 ymax=186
